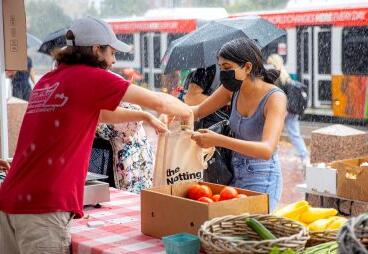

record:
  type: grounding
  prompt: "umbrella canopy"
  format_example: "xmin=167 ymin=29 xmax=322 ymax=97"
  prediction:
xmin=38 ymin=28 xmax=68 ymax=55
xmin=162 ymin=16 xmax=286 ymax=74
xmin=27 ymin=33 xmax=42 ymax=49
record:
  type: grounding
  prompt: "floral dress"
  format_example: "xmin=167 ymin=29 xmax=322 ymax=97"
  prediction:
xmin=96 ymin=103 xmax=154 ymax=194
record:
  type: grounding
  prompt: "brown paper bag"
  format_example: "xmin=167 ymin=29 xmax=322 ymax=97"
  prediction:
xmin=153 ymin=126 xmax=214 ymax=186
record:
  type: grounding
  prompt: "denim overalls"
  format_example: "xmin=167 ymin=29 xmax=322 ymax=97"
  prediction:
xmin=229 ymin=88 xmax=284 ymax=212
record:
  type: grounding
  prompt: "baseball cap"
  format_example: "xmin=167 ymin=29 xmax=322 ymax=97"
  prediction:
xmin=66 ymin=16 xmax=132 ymax=52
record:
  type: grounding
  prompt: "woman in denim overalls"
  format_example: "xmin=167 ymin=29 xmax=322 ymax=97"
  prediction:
xmin=191 ymin=38 xmax=287 ymax=211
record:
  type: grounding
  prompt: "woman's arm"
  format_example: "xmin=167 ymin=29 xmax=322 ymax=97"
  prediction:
xmin=99 ymin=107 xmax=168 ymax=133
xmin=122 ymin=84 xmax=192 ymax=121
xmin=192 ymin=92 xmax=287 ymax=160
xmin=99 ymin=107 xmax=148 ymax=123
xmin=192 ymin=85 xmax=232 ymax=120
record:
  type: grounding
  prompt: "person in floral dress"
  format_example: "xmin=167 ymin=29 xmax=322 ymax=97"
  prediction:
xmin=97 ymin=103 xmax=154 ymax=193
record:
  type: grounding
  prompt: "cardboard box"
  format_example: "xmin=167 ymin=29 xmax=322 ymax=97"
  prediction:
xmin=84 ymin=181 xmax=110 ymax=206
xmin=3 ymin=0 xmax=27 ymax=70
xmin=310 ymin=124 xmax=368 ymax=163
xmin=330 ymin=157 xmax=368 ymax=202
xmin=141 ymin=181 xmax=269 ymax=238
xmin=306 ymin=164 xmax=336 ymax=195
xmin=0 ymin=97 xmax=28 ymax=157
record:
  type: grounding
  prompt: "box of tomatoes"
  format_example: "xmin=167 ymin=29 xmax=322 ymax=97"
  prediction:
xmin=141 ymin=181 xmax=268 ymax=238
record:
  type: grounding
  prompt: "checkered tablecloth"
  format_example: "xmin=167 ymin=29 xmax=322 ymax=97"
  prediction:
xmin=71 ymin=188 xmax=165 ymax=254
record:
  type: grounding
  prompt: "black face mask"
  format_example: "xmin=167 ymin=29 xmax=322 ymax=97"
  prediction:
xmin=220 ymin=69 xmax=243 ymax=92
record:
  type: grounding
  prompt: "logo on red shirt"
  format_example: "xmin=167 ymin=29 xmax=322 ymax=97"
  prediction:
xmin=27 ymin=82 xmax=69 ymax=114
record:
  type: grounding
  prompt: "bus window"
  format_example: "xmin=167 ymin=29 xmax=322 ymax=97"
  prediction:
xmin=115 ymin=34 xmax=134 ymax=61
xmin=303 ymin=31 xmax=309 ymax=74
xmin=154 ymin=74 xmax=161 ymax=89
xmin=154 ymin=34 xmax=161 ymax=69
xmin=342 ymin=27 xmax=368 ymax=75
xmin=318 ymin=30 xmax=331 ymax=75
xmin=143 ymin=36 xmax=149 ymax=68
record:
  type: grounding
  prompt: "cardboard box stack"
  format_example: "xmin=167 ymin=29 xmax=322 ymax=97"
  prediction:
xmin=330 ymin=157 xmax=368 ymax=202
xmin=0 ymin=97 xmax=27 ymax=157
xmin=305 ymin=164 xmax=336 ymax=195
xmin=307 ymin=124 xmax=368 ymax=196
xmin=3 ymin=0 xmax=28 ymax=70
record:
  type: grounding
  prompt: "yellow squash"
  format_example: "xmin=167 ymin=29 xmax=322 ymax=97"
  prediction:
xmin=299 ymin=207 xmax=338 ymax=224
xmin=273 ymin=200 xmax=309 ymax=220
xmin=326 ymin=216 xmax=348 ymax=230
xmin=308 ymin=218 xmax=331 ymax=231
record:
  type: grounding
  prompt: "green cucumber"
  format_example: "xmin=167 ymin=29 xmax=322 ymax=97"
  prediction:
xmin=245 ymin=218 xmax=277 ymax=240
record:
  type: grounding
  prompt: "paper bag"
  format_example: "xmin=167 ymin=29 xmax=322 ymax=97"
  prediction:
xmin=153 ymin=127 xmax=214 ymax=187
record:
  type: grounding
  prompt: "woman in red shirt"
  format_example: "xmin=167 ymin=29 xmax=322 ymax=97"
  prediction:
xmin=0 ymin=17 xmax=191 ymax=254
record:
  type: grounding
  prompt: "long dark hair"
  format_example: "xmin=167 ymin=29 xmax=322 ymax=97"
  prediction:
xmin=217 ymin=38 xmax=280 ymax=84
xmin=55 ymin=30 xmax=109 ymax=69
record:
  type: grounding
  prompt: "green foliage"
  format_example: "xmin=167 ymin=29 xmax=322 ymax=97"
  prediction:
xmin=26 ymin=0 xmax=72 ymax=40
xmin=226 ymin=0 xmax=288 ymax=13
xmin=100 ymin=0 xmax=149 ymax=18
xmin=191 ymin=0 xmax=224 ymax=7
xmin=84 ymin=2 xmax=100 ymax=17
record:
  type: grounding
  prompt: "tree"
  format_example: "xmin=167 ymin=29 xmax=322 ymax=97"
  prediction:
xmin=84 ymin=2 xmax=100 ymax=17
xmin=193 ymin=0 xmax=224 ymax=7
xmin=100 ymin=0 xmax=149 ymax=18
xmin=26 ymin=0 xmax=72 ymax=40
xmin=226 ymin=0 xmax=288 ymax=13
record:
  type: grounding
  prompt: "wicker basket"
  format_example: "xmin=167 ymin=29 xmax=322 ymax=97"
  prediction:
xmin=198 ymin=214 xmax=309 ymax=254
xmin=354 ymin=223 xmax=368 ymax=248
xmin=338 ymin=214 xmax=368 ymax=252
xmin=307 ymin=230 xmax=338 ymax=247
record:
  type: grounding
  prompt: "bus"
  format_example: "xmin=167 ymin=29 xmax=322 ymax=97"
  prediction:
xmin=231 ymin=0 xmax=368 ymax=122
xmin=105 ymin=8 xmax=228 ymax=91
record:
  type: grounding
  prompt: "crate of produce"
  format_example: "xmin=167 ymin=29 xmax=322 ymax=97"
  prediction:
xmin=141 ymin=181 xmax=268 ymax=238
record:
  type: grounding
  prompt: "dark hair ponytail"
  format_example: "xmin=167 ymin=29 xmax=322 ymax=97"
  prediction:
xmin=218 ymin=38 xmax=280 ymax=84
xmin=263 ymin=69 xmax=280 ymax=84
xmin=65 ymin=30 xmax=75 ymax=43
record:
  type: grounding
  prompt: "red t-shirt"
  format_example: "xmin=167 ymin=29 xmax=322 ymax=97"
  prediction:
xmin=0 ymin=64 xmax=129 ymax=218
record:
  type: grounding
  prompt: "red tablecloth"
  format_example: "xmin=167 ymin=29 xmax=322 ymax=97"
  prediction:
xmin=71 ymin=188 xmax=165 ymax=254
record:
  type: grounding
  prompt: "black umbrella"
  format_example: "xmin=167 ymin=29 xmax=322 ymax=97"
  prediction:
xmin=162 ymin=16 xmax=286 ymax=73
xmin=27 ymin=33 xmax=42 ymax=49
xmin=38 ymin=28 xmax=68 ymax=55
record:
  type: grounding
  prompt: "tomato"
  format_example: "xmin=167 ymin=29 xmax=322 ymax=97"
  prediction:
xmin=197 ymin=197 xmax=214 ymax=203
xmin=212 ymin=194 xmax=221 ymax=202
xmin=220 ymin=186 xmax=238 ymax=201
xmin=199 ymin=185 xmax=213 ymax=198
xmin=187 ymin=184 xmax=201 ymax=200
xmin=187 ymin=184 xmax=213 ymax=200
xmin=236 ymin=194 xmax=248 ymax=199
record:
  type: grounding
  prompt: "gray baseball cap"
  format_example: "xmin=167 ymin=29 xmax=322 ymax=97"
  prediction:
xmin=66 ymin=16 xmax=132 ymax=52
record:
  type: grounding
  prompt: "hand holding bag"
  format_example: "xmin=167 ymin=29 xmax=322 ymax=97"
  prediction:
xmin=153 ymin=121 xmax=214 ymax=187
